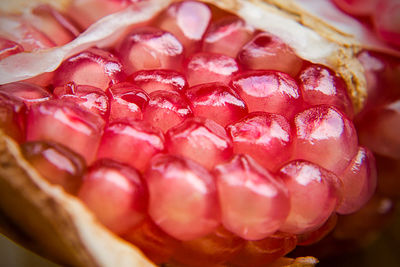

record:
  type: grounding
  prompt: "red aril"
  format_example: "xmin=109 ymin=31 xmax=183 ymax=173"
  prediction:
xmin=53 ymin=48 xmax=125 ymax=91
xmin=145 ymin=154 xmax=220 ymax=241
xmin=129 ymin=69 xmax=188 ymax=94
xmin=143 ymin=90 xmax=192 ymax=132
xmin=202 ymin=16 xmax=254 ymax=58
xmin=237 ymin=32 xmax=303 ymax=77
xmin=96 ymin=120 xmax=165 ymax=172
xmin=332 ymin=0 xmax=378 ymax=16
xmin=373 ymin=0 xmax=400 ymax=47
xmin=185 ymin=52 xmax=239 ymax=86
xmin=0 ymin=82 xmax=52 ymax=107
xmin=296 ymin=213 xmax=338 ymax=246
xmin=0 ymin=94 xmax=26 ymax=143
xmin=166 ymin=117 xmax=233 ymax=170
xmin=21 ymin=141 xmax=85 ymax=194
xmin=227 ymin=112 xmax=293 ymax=171
xmin=214 ymin=154 xmax=290 ymax=240
xmin=26 ymin=100 xmax=105 ymax=163
xmin=78 ymin=159 xmax=147 ymax=235
xmin=117 ymin=27 xmax=184 ymax=75
xmin=0 ymin=37 xmax=23 ymax=60
xmin=184 ymin=83 xmax=248 ymax=126
xmin=278 ymin=160 xmax=342 ymax=234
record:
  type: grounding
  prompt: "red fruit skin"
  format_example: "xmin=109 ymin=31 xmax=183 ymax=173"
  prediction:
xmin=0 ymin=37 xmax=23 ymax=60
xmin=0 ymin=93 xmax=26 ymax=143
xmin=145 ymin=154 xmax=220 ymax=241
xmin=166 ymin=117 xmax=233 ymax=170
xmin=53 ymin=48 xmax=125 ymax=91
xmin=78 ymin=159 xmax=148 ymax=235
xmin=227 ymin=112 xmax=293 ymax=172
xmin=0 ymin=82 xmax=51 ymax=108
xmin=185 ymin=83 xmax=248 ymax=127
xmin=21 ymin=141 xmax=86 ymax=194
xmin=96 ymin=120 xmax=165 ymax=172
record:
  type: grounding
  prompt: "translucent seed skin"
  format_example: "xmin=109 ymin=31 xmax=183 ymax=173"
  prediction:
xmin=0 ymin=82 xmax=52 ymax=107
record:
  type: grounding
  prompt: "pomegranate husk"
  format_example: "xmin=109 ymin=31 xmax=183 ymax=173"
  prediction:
xmin=0 ymin=0 xmax=384 ymax=266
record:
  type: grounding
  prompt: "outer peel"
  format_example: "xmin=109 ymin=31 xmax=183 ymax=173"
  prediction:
xmin=0 ymin=0 xmax=385 ymax=266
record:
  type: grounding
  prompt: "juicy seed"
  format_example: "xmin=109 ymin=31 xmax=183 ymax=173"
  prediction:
xmin=202 ymin=16 xmax=254 ymax=58
xmin=129 ymin=69 xmax=188 ymax=94
xmin=166 ymin=117 xmax=233 ymax=170
xmin=237 ymin=32 xmax=303 ymax=76
xmin=185 ymin=83 xmax=248 ymax=126
xmin=298 ymin=64 xmax=354 ymax=118
xmin=373 ymin=0 xmax=400 ymax=47
xmin=227 ymin=112 xmax=293 ymax=171
xmin=53 ymin=48 xmax=125 ymax=91
xmin=185 ymin=52 xmax=239 ymax=86
xmin=0 ymin=93 xmax=26 ymax=142
xmin=107 ymin=82 xmax=150 ymax=122
xmin=296 ymin=213 xmax=337 ymax=246
xmin=143 ymin=90 xmax=192 ymax=132
xmin=293 ymin=105 xmax=358 ymax=174
xmin=78 ymin=159 xmax=147 ymax=235
xmin=0 ymin=37 xmax=23 ymax=60
xmin=0 ymin=82 xmax=51 ymax=107
xmin=231 ymin=70 xmax=302 ymax=119
xmin=22 ymin=141 xmax=86 ymax=194
xmin=117 ymin=27 xmax=184 ymax=75
xmin=145 ymin=154 xmax=220 ymax=241
xmin=26 ymin=100 xmax=105 ymax=163
xmin=214 ymin=154 xmax=290 ymax=240
xmin=336 ymin=146 xmax=377 ymax=215
xmin=279 ymin=160 xmax=342 ymax=234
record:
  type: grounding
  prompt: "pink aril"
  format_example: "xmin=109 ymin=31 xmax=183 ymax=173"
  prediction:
xmin=0 ymin=37 xmax=23 ymax=60
xmin=78 ymin=159 xmax=147 ymax=235
xmin=21 ymin=141 xmax=86 ymax=194
xmin=214 ymin=154 xmax=290 ymax=240
xmin=156 ymin=0 xmax=211 ymax=55
xmin=129 ymin=69 xmax=188 ymax=94
xmin=145 ymin=154 xmax=220 ymax=241
xmin=26 ymin=100 xmax=105 ymax=163
xmin=237 ymin=32 xmax=303 ymax=76
xmin=336 ymin=146 xmax=377 ymax=215
xmin=53 ymin=48 xmax=125 ymax=91
xmin=332 ymin=0 xmax=378 ymax=16
xmin=107 ymin=82 xmax=149 ymax=122
xmin=373 ymin=0 xmax=400 ymax=47
xmin=117 ymin=27 xmax=184 ymax=75
xmin=230 ymin=70 xmax=302 ymax=120
xmin=292 ymin=105 xmax=358 ymax=174
xmin=278 ymin=160 xmax=342 ymax=234
xmin=0 ymin=93 xmax=26 ymax=143
xmin=298 ymin=64 xmax=354 ymax=118
xmin=227 ymin=112 xmax=293 ymax=172
xmin=185 ymin=52 xmax=240 ymax=86
xmin=143 ymin=90 xmax=192 ymax=132
xmin=53 ymin=83 xmax=109 ymax=119
xmin=202 ymin=16 xmax=254 ymax=58
xmin=185 ymin=83 xmax=248 ymax=127
xmin=166 ymin=117 xmax=233 ymax=170
xmin=0 ymin=82 xmax=52 ymax=107
xmin=296 ymin=213 xmax=337 ymax=246
xmin=96 ymin=120 xmax=165 ymax=172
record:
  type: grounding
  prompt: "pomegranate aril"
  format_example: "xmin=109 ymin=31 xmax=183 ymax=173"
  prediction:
xmin=227 ymin=112 xmax=293 ymax=171
xmin=143 ymin=90 xmax=192 ymax=132
xmin=78 ymin=159 xmax=147 ymax=235
xmin=215 ymin=154 xmax=289 ymax=240
xmin=298 ymin=64 xmax=354 ymax=118
xmin=26 ymin=100 xmax=105 ymax=163
xmin=185 ymin=52 xmax=239 ymax=86
xmin=172 ymin=226 xmax=244 ymax=267
xmin=229 ymin=232 xmax=297 ymax=267
xmin=373 ymin=0 xmax=400 ymax=47
xmin=129 ymin=69 xmax=188 ymax=94
xmin=53 ymin=48 xmax=125 ymax=91
xmin=293 ymin=105 xmax=358 ymax=174
xmin=202 ymin=16 xmax=254 ymax=58
xmin=156 ymin=0 xmax=211 ymax=55
xmin=238 ymin=32 xmax=303 ymax=76
xmin=296 ymin=213 xmax=338 ymax=246
xmin=279 ymin=160 xmax=342 ymax=234
xmin=332 ymin=0 xmax=378 ymax=16
xmin=0 ymin=94 xmax=26 ymax=143
xmin=145 ymin=154 xmax=220 ymax=241
xmin=185 ymin=83 xmax=248 ymax=127
xmin=0 ymin=82 xmax=51 ymax=107
xmin=22 ymin=141 xmax=85 ymax=194
xmin=53 ymin=83 xmax=109 ymax=119
xmin=117 ymin=27 xmax=184 ymax=75
xmin=96 ymin=120 xmax=165 ymax=172
xmin=107 ymin=82 xmax=149 ymax=122
xmin=231 ymin=70 xmax=302 ymax=120
xmin=166 ymin=117 xmax=233 ymax=170
xmin=0 ymin=37 xmax=23 ymax=60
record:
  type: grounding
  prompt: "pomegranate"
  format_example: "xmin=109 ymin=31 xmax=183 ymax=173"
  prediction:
xmin=0 ymin=0 xmax=399 ymax=267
